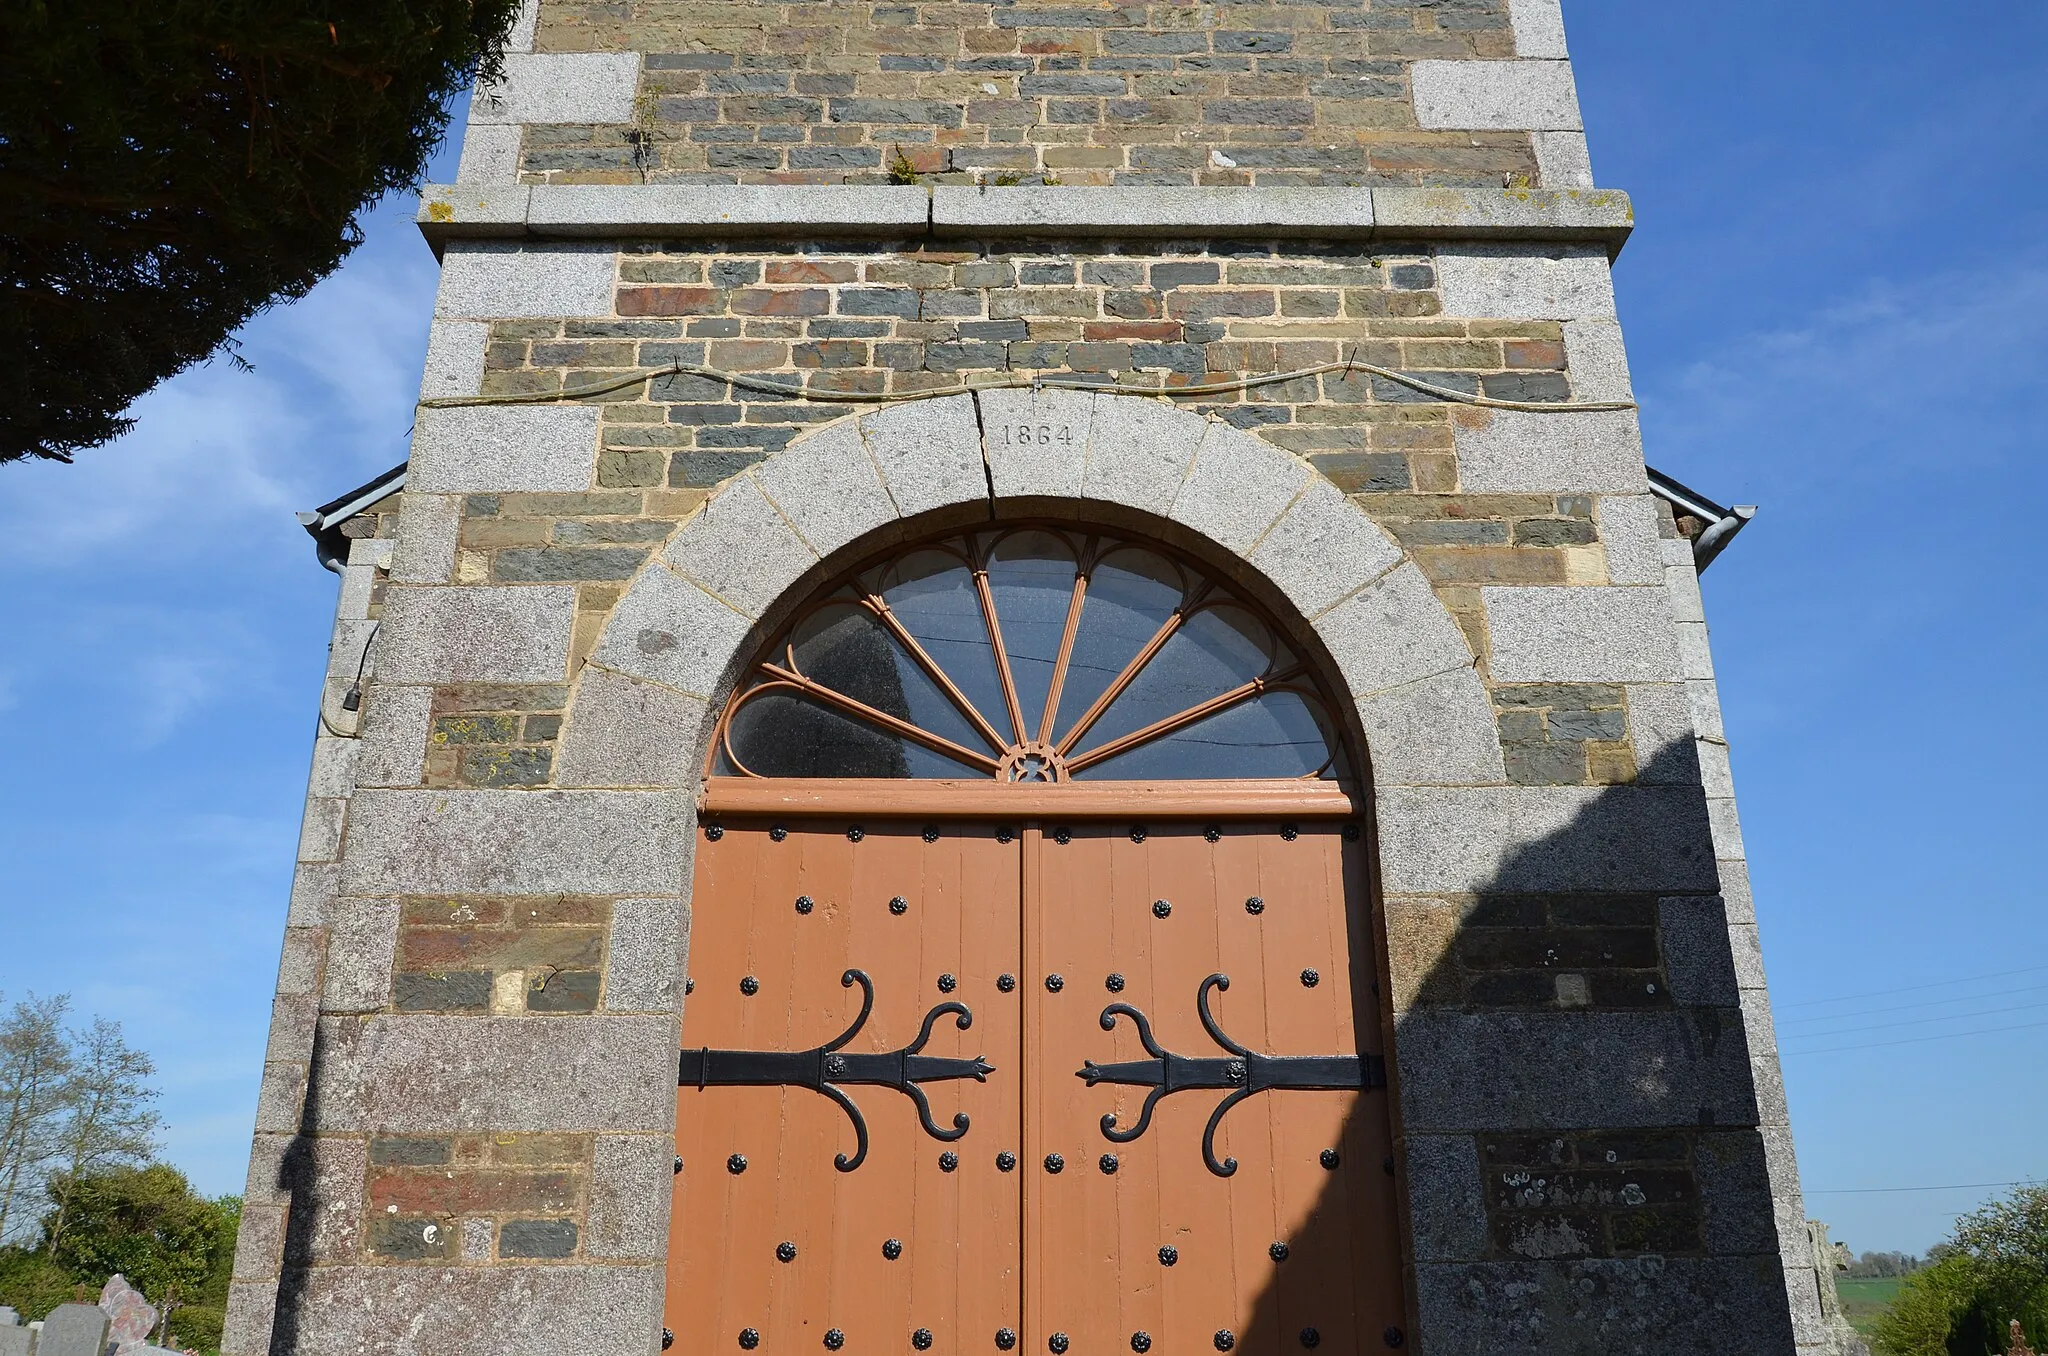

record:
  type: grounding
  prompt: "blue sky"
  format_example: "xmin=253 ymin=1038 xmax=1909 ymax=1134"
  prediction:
xmin=1 ymin=0 xmax=2042 ymax=1256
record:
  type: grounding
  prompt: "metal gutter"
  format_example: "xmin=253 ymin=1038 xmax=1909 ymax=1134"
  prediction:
xmin=297 ymin=463 xmax=407 ymax=574
xmin=1647 ymin=466 xmax=1756 ymax=573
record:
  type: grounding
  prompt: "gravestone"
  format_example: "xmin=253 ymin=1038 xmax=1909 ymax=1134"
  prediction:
xmin=98 ymin=1275 xmax=158 ymax=1354
xmin=0 ymin=1312 xmax=29 ymax=1356
xmin=36 ymin=1304 xmax=110 ymax=1356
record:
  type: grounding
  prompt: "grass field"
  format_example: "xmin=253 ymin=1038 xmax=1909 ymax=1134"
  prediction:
xmin=1838 ymin=1277 xmax=1906 ymax=1341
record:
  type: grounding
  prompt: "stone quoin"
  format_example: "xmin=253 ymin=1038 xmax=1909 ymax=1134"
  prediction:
xmin=234 ymin=1 xmax=1816 ymax=1352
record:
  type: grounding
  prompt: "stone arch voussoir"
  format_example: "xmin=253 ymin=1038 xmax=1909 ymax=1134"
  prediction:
xmin=560 ymin=391 xmax=1505 ymax=799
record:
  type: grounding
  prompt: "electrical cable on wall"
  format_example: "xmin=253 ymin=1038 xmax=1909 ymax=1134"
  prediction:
xmin=417 ymin=350 xmax=1639 ymax=416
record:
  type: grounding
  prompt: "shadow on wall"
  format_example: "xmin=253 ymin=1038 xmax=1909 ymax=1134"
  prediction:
xmin=269 ymin=1021 xmax=326 ymax=1356
xmin=1226 ymin=738 xmax=1798 ymax=1356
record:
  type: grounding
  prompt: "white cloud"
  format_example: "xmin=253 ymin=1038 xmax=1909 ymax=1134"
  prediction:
xmin=0 ymin=195 xmax=438 ymax=565
xmin=1643 ymin=253 xmax=2048 ymax=499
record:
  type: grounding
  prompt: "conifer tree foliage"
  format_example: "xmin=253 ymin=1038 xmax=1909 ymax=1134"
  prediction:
xmin=0 ymin=0 xmax=522 ymax=463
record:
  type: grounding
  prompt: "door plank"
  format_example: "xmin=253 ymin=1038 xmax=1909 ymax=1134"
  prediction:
xmin=670 ymin=822 xmax=1023 ymax=1355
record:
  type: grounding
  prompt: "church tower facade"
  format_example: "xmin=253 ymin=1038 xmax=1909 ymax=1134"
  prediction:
xmin=229 ymin=2 xmax=1822 ymax=1352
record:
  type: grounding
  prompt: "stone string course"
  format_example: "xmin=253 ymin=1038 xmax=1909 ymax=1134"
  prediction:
xmin=524 ymin=0 xmax=1555 ymax=188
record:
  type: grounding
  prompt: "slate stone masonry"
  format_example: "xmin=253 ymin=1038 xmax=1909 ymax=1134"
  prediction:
xmin=525 ymin=0 xmax=1553 ymax=188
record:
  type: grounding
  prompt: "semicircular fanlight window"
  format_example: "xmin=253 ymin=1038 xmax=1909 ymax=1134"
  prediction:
xmin=712 ymin=527 xmax=1346 ymax=782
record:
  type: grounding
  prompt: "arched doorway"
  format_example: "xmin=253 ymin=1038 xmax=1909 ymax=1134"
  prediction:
xmin=668 ymin=520 xmax=1406 ymax=1356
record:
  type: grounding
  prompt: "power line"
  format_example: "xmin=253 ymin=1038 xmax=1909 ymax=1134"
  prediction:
xmin=1778 ymin=981 xmax=2048 ymax=1028
xmin=1806 ymin=1181 xmax=2038 ymax=1195
xmin=1779 ymin=1018 xmax=2048 ymax=1056
xmin=1778 ymin=997 xmax=2048 ymax=1042
xmin=1779 ymin=963 xmax=2048 ymax=1010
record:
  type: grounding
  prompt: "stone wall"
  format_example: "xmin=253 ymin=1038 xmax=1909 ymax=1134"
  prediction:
xmin=222 ymin=2 xmax=1819 ymax=1352
xmin=461 ymin=0 xmax=1592 ymax=189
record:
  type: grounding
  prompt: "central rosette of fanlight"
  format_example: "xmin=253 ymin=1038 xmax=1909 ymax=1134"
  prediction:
xmin=999 ymin=742 xmax=1067 ymax=783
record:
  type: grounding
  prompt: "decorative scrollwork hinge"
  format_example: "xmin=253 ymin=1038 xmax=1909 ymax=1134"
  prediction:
xmin=679 ymin=969 xmax=993 ymax=1172
xmin=1076 ymin=973 xmax=1387 ymax=1177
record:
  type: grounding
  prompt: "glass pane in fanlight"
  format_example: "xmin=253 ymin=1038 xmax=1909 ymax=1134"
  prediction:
xmin=1051 ymin=547 xmax=1184 ymax=741
xmin=790 ymin=602 xmax=990 ymax=755
xmin=1072 ymin=603 xmax=1279 ymax=755
xmin=986 ymin=531 xmax=1079 ymax=741
xmin=1074 ymin=689 xmax=1336 ymax=781
xmin=727 ymin=688 xmax=978 ymax=779
xmin=876 ymin=549 xmax=1015 ymax=742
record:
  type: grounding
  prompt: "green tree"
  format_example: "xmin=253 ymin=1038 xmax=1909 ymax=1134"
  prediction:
xmin=1875 ymin=1186 xmax=2048 ymax=1356
xmin=44 ymin=1166 xmax=240 ymax=1351
xmin=41 ymin=1019 xmax=161 ymax=1258
xmin=0 ymin=0 xmax=522 ymax=464
xmin=0 ymin=997 xmax=158 ymax=1249
xmin=0 ymin=995 xmax=73 ymax=1246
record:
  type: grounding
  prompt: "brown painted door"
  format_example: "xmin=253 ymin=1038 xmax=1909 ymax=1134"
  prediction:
xmin=670 ymin=821 xmax=1025 ymax=1354
xmin=672 ymin=818 xmax=1401 ymax=1355
xmin=1026 ymin=822 xmax=1404 ymax=1356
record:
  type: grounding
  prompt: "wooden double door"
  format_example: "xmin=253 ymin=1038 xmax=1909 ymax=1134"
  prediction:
xmin=669 ymin=819 xmax=1404 ymax=1356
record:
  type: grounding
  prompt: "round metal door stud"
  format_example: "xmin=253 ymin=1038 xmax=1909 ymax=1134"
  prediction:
xmin=939 ymin=1152 xmax=959 ymax=1172
xmin=1300 ymin=969 xmax=1320 ymax=988
xmin=740 ymin=976 xmax=760 ymax=995
xmin=997 ymin=827 xmax=1015 ymax=844
xmin=1280 ymin=823 xmax=1299 ymax=841
xmin=1300 ymin=1330 xmax=1321 ymax=1349
xmin=938 ymin=974 xmax=957 ymax=993
xmin=1245 ymin=896 xmax=1264 ymax=916
xmin=1320 ymin=1149 xmax=1341 ymax=1170
xmin=674 ymin=1156 xmax=684 ymax=1175
xmin=847 ymin=826 xmax=865 ymax=842
xmin=741 ymin=1330 xmax=761 ymax=1350
xmin=1383 ymin=1328 xmax=1405 ymax=1349
xmin=1044 ymin=974 xmax=1064 ymax=993
xmin=912 ymin=1330 xmax=933 ymax=1351
xmin=1158 ymin=1246 xmax=1178 ymax=1266
xmin=882 ymin=1239 xmax=903 ymax=1260
xmin=770 ymin=825 xmax=788 ymax=842
xmin=1152 ymin=899 xmax=1171 ymax=919
xmin=777 ymin=1241 xmax=797 ymax=1262
xmin=1215 ymin=1331 xmax=1236 ymax=1351
xmin=923 ymin=826 xmax=941 ymax=843
xmin=890 ymin=896 xmax=909 ymax=916
xmin=1053 ymin=828 xmax=1072 ymax=845
xmin=1049 ymin=1336 xmax=1070 ymax=1355
xmin=997 ymin=974 xmax=1016 ymax=993
xmin=664 ymin=1330 xmax=676 ymax=1350
xmin=826 ymin=1055 xmax=848 ymax=1077
xmin=705 ymin=825 xmax=724 ymax=841
xmin=1130 ymin=826 xmax=1147 ymax=843
xmin=1105 ymin=974 xmax=1125 ymax=993
xmin=1099 ymin=1154 xmax=1119 ymax=1174
xmin=685 ymin=979 xmax=696 ymax=994
xmin=1269 ymin=1242 xmax=1290 ymax=1262
xmin=728 ymin=1154 xmax=748 ymax=1174
xmin=1203 ymin=825 xmax=1221 ymax=843
xmin=996 ymin=1331 xmax=1017 ymax=1351
xmin=825 ymin=1332 xmax=845 ymax=1351
xmin=1044 ymin=1153 xmax=1065 ymax=1174
xmin=997 ymin=1152 xmax=1017 ymax=1172
xmin=796 ymin=895 xmax=815 ymax=915
xmin=1132 ymin=1335 xmax=1153 ymax=1353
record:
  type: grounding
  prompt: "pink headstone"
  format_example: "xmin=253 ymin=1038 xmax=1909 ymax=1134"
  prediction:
xmin=96 ymin=1275 xmax=159 ymax=1353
